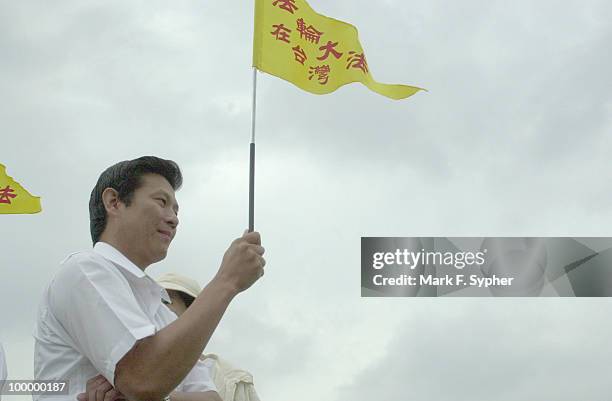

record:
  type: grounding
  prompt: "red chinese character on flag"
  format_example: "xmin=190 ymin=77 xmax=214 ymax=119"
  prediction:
xmin=317 ymin=41 xmax=343 ymax=61
xmin=346 ymin=51 xmax=369 ymax=73
xmin=272 ymin=0 xmax=298 ymax=14
xmin=308 ymin=65 xmax=331 ymax=85
xmin=271 ymin=23 xmax=292 ymax=43
xmin=0 ymin=186 xmax=17 ymax=204
xmin=296 ymin=18 xmax=323 ymax=44
xmin=292 ymin=45 xmax=308 ymax=65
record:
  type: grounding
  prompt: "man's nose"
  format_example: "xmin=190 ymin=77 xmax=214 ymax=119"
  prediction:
xmin=166 ymin=211 xmax=179 ymax=229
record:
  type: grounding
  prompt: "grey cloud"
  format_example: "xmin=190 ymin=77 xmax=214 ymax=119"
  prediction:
xmin=1 ymin=1 xmax=611 ymax=401
xmin=335 ymin=300 xmax=612 ymax=401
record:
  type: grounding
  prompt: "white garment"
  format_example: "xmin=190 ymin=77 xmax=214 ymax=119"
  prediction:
xmin=0 ymin=342 xmax=7 ymax=401
xmin=203 ymin=354 xmax=261 ymax=401
xmin=33 ymin=242 xmax=216 ymax=401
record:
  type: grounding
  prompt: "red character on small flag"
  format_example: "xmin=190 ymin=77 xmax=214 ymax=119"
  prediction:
xmin=296 ymin=19 xmax=323 ymax=44
xmin=317 ymin=41 xmax=343 ymax=61
xmin=346 ymin=51 xmax=369 ymax=73
xmin=292 ymin=45 xmax=308 ymax=65
xmin=271 ymin=23 xmax=292 ymax=43
xmin=0 ymin=186 xmax=17 ymax=204
xmin=272 ymin=0 xmax=298 ymax=14
xmin=308 ymin=65 xmax=331 ymax=84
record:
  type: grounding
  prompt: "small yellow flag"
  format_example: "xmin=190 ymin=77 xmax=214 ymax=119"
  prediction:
xmin=253 ymin=0 xmax=424 ymax=100
xmin=0 ymin=163 xmax=42 ymax=214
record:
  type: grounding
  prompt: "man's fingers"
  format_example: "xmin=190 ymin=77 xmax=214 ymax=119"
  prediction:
xmin=77 ymin=393 xmax=87 ymax=401
xmin=95 ymin=382 xmax=112 ymax=401
xmin=87 ymin=376 xmax=106 ymax=401
xmin=250 ymin=245 xmax=265 ymax=256
xmin=86 ymin=375 xmax=104 ymax=387
xmin=248 ymin=248 xmax=266 ymax=268
xmin=103 ymin=389 xmax=121 ymax=401
xmin=88 ymin=385 xmax=97 ymax=401
xmin=242 ymin=231 xmax=261 ymax=245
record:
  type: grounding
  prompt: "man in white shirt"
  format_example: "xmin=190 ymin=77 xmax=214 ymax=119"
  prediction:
xmin=0 ymin=342 xmax=7 ymax=401
xmin=33 ymin=156 xmax=266 ymax=401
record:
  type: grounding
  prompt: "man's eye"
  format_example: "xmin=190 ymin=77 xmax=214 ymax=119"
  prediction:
xmin=156 ymin=198 xmax=167 ymax=206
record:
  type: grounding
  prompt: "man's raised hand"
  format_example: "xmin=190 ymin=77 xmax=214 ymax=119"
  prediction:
xmin=215 ymin=230 xmax=266 ymax=294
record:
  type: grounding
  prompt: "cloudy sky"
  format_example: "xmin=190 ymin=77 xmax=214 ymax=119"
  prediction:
xmin=1 ymin=0 xmax=612 ymax=400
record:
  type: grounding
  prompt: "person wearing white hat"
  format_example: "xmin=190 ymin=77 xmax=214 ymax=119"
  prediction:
xmin=157 ymin=273 xmax=261 ymax=401
xmin=157 ymin=273 xmax=201 ymax=316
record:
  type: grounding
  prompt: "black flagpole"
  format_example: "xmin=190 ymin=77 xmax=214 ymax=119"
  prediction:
xmin=249 ymin=68 xmax=257 ymax=232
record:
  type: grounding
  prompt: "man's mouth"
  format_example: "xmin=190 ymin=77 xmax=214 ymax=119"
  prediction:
xmin=158 ymin=230 xmax=173 ymax=241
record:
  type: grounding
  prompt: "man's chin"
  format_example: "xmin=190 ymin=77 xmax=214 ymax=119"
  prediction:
xmin=151 ymin=247 xmax=170 ymax=264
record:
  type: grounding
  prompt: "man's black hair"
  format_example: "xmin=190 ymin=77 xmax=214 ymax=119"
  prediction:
xmin=89 ymin=156 xmax=183 ymax=244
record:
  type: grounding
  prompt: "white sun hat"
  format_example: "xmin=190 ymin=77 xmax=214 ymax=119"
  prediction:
xmin=156 ymin=272 xmax=202 ymax=299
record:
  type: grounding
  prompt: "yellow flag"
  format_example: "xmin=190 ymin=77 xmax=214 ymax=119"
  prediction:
xmin=0 ymin=163 xmax=42 ymax=214
xmin=253 ymin=0 xmax=423 ymax=100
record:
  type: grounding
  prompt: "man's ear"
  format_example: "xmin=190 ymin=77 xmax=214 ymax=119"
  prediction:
xmin=101 ymin=188 xmax=122 ymax=217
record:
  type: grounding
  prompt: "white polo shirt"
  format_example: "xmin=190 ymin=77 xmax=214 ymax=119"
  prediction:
xmin=33 ymin=242 xmax=216 ymax=401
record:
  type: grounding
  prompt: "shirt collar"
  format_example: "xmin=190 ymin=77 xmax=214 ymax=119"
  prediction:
xmin=93 ymin=242 xmax=171 ymax=303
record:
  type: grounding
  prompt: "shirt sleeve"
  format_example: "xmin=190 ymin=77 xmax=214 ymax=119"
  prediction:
xmin=177 ymin=356 xmax=217 ymax=394
xmin=48 ymin=253 xmax=156 ymax=385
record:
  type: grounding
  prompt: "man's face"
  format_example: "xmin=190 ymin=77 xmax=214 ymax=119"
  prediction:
xmin=116 ymin=173 xmax=179 ymax=266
